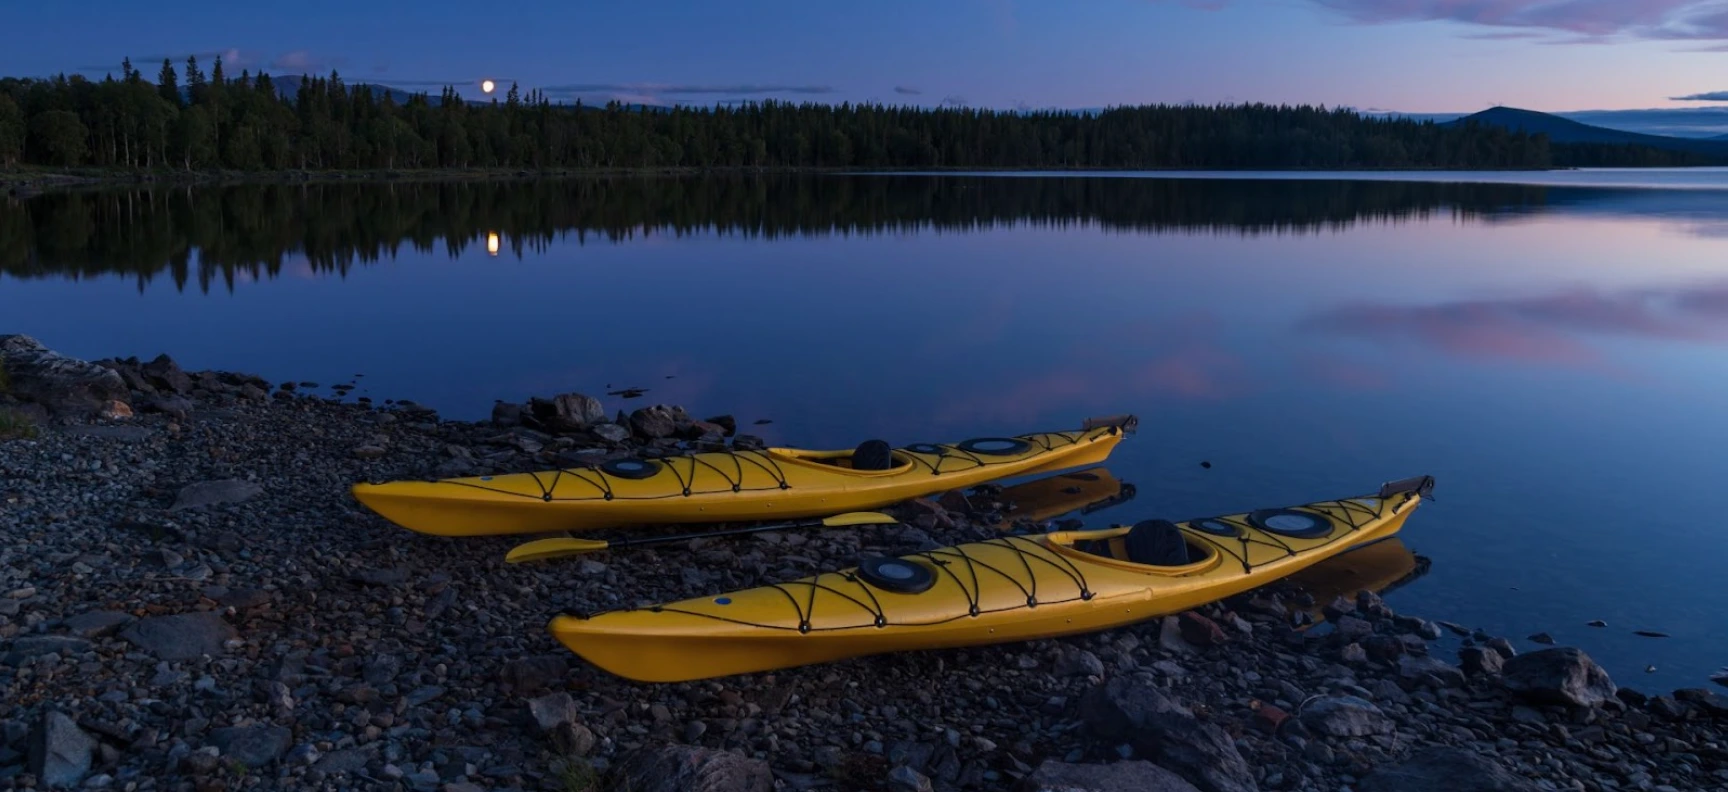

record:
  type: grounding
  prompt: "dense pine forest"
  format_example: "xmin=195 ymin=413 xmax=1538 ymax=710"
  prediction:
xmin=1 ymin=57 xmax=1718 ymax=175
xmin=0 ymin=176 xmax=1566 ymax=292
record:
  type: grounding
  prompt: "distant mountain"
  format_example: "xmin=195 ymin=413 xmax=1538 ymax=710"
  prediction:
xmin=1449 ymin=107 xmax=1728 ymax=157
xmin=265 ymin=75 xmax=425 ymax=105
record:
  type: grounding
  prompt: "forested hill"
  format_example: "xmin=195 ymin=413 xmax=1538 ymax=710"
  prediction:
xmin=0 ymin=57 xmax=1709 ymax=173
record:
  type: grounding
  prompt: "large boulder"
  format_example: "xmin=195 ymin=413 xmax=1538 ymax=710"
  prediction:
xmin=530 ymin=393 xmax=605 ymax=432
xmin=1502 ymin=647 xmax=1617 ymax=708
xmin=0 ymin=335 xmax=128 ymax=416
xmin=1299 ymin=695 xmax=1394 ymax=737
xmin=609 ymin=744 xmax=773 ymax=792
xmin=1079 ymin=676 xmax=1190 ymax=741
xmin=1078 ymin=677 xmax=1255 ymax=792
xmin=1019 ymin=759 xmax=1201 ymax=792
xmin=1358 ymin=748 xmax=1540 ymax=792
xmin=1131 ymin=714 xmax=1259 ymax=792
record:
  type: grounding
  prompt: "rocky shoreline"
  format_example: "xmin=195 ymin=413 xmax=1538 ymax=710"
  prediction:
xmin=1 ymin=334 xmax=1724 ymax=792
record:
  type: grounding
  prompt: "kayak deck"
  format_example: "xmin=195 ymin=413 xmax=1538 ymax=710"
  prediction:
xmin=352 ymin=416 xmax=1134 ymax=536
xmin=549 ymin=475 xmax=1434 ymax=682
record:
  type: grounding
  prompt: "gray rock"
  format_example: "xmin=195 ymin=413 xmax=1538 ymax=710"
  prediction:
xmin=1459 ymin=646 xmax=1504 ymax=676
xmin=608 ymin=744 xmax=773 ymax=792
xmin=1130 ymin=713 xmax=1258 ymax=792
xmin=284 ymin=743 xmax=321 ymax=767
xmin=629 ymin=405 xmax=681 ymax=439
xmin=29 ymin=711 xmax=95 ymax=789
xmin=527 ymin=692 xmax=579 ymax=732
xmin=404 ymin=686 xmax=447 ymax=707
xmin=1399 ymin=655 xmax=1466 ymax=687
xmin=533 ymin=393 xmax=606 ymax=432
xmin=141 ymin=395 xmax=194 ymax=420
xmin=0 ymin=335 xmax=128 ymax=415
xmin=312 ymin=748 xmax=369 ymax=775
xmin=170 ymin=479 xmax=263 ymax=511
xmin=206 ymin=725 xmax=291 ymax=767
xmin=499 ymin=656 xmax=567 ymax=693
xmin=5 ymin=635 xmax=93 ymax=662
xmin=1335 ymin=615 xmax=1373 ymax=642
xmin=140 ymin=354 xmax=193 ymax=394
xmin=62 ymin=611 xmax=134 ymax=639
xmin=733 ymin=434 xmax=767 ymax=451
xmin=1358 ymin=747 xmax=1540 ymax=791
xmin=1299 ymin=695 xmax=1394 ymax=737
xmin=888 ymin=764 xmax=935 ymax=792
xmin=1056 ymin=648 xmax=1106 ymax=678
xmin=1080 ymin=677 xmax=1189 ymax=742
xmin=491 ymin=402 xmax=525 ymax=426
xmin=591 ymin=422 xmax=631 ymax=443
xmin=119 ymin=611 xmax=236 ymax=661
xmin=1502 ymin=647 xmax=1617 ymax=708
xmin=1019 ymin=760 xmax=1201 ymax=792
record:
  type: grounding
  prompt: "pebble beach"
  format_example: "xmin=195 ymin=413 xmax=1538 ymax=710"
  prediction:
xmin=2 ymin=334 xmax=1725 ymax=792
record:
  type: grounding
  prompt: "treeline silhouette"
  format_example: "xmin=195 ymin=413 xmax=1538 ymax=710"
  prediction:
xmin=0 ymin=57 xmax=1587 ymax=173
xmin=1 ymin=175 xmax=1568 ymax=292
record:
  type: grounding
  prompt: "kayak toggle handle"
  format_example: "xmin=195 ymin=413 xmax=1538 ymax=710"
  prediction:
xmin=1377 ymin=474 xmax=1436 ymax=500
xmin=1082 ymin=414 xmax=1139 ymax=433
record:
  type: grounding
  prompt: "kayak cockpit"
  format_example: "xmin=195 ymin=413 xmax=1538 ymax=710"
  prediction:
xmin=1047 ymin=521 xmax=1222 ymax=576
xmin=765 ymin=444 xmax=918 ymax=477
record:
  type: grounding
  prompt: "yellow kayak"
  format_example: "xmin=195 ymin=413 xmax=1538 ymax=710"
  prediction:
xmin=994 ymin=467 xmax=1135 ymax=524
xmin=351 ymin=415 xmax=1136 ymax=536
xmin=548 ymin=475 xmax=1435 ymax=683
xmin=1284 ymin=536 xmax=1431 ymax=625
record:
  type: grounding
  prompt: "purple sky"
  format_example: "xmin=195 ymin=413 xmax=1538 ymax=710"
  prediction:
xmin=1 ymin=0 xmax=1725 ymax=112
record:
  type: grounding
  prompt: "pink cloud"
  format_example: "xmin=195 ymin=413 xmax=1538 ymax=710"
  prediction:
xmin=1301 ymin=281 xmax=1728 ymax=369
xmin=1306 ymin=0 xmax=1728 ymax=41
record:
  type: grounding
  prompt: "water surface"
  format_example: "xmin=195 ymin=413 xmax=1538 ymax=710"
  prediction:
xmin=4 ymin=173 xmax=1724 ymax=691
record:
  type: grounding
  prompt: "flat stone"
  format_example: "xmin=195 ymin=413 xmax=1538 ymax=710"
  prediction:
xmin=207 ymin=725 xmax=291 ymax=767
xmin=5 ymin=635 xmax=93 ymax=663
xmin=62 ymin=610 xmax=134 ymax=639
xmin=170 ymin=479 xmax=263 ymax=511
xmin=1358 ymin=747 xmax=1540 ymax=791
xmin=119 ymin=611 xmax=236 ymax=661
xmin=1300 ymin=695 xmax=1394 ymax=737
xmin=1020 ymin=759 xmax=1202 ymax=791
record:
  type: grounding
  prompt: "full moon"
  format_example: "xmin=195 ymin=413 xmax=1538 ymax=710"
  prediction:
xmin=481 ymin=80 xmax=496 ymax=93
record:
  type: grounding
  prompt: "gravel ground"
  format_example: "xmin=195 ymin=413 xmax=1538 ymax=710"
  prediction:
xmin=1 ymin=338 xmax=1724 ymax=792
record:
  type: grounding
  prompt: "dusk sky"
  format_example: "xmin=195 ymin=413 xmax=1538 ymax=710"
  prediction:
xmin=3 ymin=0 xmax=1727 ymax=113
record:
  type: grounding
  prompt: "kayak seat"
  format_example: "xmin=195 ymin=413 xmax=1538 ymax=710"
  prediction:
xmin=1074 ymin=519 xmax=1194 ymax=567
xmin=850 ymin=439 xmax=895 ymax=471
xmin=1124 ymin=519 xmax=1191 ymax=566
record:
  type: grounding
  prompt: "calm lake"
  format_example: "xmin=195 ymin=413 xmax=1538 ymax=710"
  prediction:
xmin=5 ymin=170 xmax=1726 ymax=691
